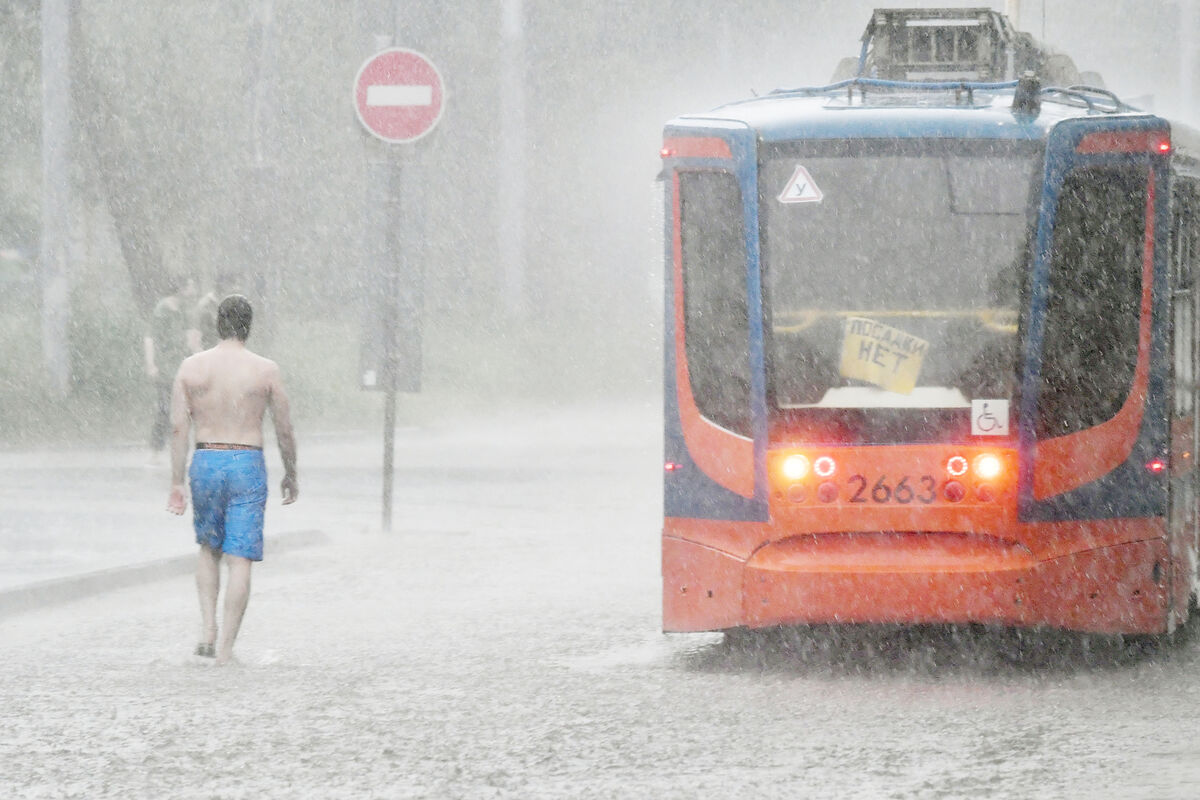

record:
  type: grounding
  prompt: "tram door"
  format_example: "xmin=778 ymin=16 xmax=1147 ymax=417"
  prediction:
xmin=1170 ymin=179 xmax=1200 ymax=612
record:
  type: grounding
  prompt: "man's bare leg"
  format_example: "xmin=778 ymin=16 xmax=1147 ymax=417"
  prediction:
xmin=196 ymin=545 xmax=221 ymax=656
xmin=216 ymin=555 xmax=252 ymax=664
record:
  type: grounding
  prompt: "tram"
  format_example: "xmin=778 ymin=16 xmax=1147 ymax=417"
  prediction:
xmin=661 ymin=9 xmax=1200 ymax=636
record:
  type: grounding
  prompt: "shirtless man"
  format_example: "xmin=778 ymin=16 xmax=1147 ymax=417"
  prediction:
xmin=166 ymin=294 xmax=297 ymax=664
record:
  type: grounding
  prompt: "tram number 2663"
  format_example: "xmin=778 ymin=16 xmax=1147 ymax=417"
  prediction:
xmin=847 ymin=474 xmax=937 ymax=504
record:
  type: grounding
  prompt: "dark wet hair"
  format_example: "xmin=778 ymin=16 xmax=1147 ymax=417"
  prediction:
xmin=217 ymin=294 xmax=253 ymax=341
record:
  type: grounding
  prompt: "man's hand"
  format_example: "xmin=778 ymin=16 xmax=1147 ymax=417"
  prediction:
xmin=167 ymin=484 xmax=188 ymax=515
xmin=281 ymin=474 xmax=298 ymax=505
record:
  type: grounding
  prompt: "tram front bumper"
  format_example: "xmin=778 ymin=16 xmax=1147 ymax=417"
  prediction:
xmin=662 ymin=532 xmax=1170 ymax=635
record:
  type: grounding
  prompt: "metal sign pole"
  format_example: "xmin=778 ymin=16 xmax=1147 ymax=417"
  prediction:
xmin=382 ymin=154 xmax=402 ymax=533
xmin=1185 ymin=0 xmax=1199 ymax=128
xmin=499 ymin=0 xmax=527 ymax=319
xmin=40 ymin=0 xmax=73 ymax=397
xmin=382 ymin=363 xmax=397 ymax=531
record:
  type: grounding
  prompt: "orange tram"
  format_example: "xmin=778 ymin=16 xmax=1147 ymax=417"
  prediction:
xmin=661 ymin=14 xmax=1200 ymax=637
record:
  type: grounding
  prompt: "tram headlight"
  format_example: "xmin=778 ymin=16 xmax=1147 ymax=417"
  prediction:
xmin=973 ymin=453 xmax=1003 ymax=481
xmin=814 ymin=456 xmax=836 ymax=478
xmin=782 ymin=454 xmax=810 ymax=480
xmin=946 ymin=456 xmax=968 ymax=477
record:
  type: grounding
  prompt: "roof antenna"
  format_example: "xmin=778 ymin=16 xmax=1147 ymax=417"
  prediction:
xmin=1013 ymin=71 xmax=1041 ymax=116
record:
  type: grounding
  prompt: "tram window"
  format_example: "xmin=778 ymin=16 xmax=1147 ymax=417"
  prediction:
xmin=1171 ymin=182 xmax=1196 ymax=417
xmin=1172 ymin=183 xmax=1198 ymax=290
xmin=760 ymin=141 xmax=1038 ymax=416
xmin=678 ymin=171 xmax=751 ymax=436
xmin=1182 ymin=181 xmax=1200 ymax=418
xmin=934 ymin=28 xmax=955 ymax=62
xmin=1182 ymin=182 xmax=1200 ymax=284
xmin=956 ymin=28 xmax=979 ymax=62
xmin=1036 ymin=166 xmax=1148 ymax=439
xmin=948 ymin=157 xmax=1030 ymax=214
xmin=909 ymin=27 xmax=934 ymax=63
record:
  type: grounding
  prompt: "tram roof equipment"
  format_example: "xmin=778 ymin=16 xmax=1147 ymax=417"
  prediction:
xmin=838 ymin=7 xmax=1088 ymax=87
xmin=663 ymin=7 xmax=1200 ymax=173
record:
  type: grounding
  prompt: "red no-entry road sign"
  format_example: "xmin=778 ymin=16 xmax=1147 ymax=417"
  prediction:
xmin=353 ymin=48 xmax=445 ymax=144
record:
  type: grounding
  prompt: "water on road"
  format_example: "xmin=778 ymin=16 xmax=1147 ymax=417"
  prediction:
xmin=2 ymin=405 xmax=1199 ymax=798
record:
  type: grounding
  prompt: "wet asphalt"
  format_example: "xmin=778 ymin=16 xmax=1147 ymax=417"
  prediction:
xmin=2 ymin=405 xmax=1200 ymax=798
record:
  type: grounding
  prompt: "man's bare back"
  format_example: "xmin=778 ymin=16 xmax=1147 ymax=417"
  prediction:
xmin=167 ymin=339 xmax=298 ymax=513
xmin=180 ymin=342 xmax=282 ymax=447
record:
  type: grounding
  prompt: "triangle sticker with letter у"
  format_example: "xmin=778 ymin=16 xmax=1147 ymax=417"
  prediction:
xmin=778 ymin=165 xmax=823 ymax=204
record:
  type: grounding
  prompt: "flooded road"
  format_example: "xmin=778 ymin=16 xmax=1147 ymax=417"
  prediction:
xmin=2 ymin=405 xmax=1199 ymax=798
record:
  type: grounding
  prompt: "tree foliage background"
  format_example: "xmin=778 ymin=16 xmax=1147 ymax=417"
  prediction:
xmin=0 ymin=0 xmax=1195 ymax=442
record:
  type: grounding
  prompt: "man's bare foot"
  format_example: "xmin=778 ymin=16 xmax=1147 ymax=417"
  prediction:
xmin=195 ymin=625 xmax=217 ymax=658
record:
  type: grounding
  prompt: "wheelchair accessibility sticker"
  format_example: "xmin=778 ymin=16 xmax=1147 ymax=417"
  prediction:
xmin=971 ymin=399 xmax=1009 ymax=436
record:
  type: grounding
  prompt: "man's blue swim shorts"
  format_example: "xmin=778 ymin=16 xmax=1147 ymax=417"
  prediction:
xmin=189 ymin=448 xmax=268 ymax=561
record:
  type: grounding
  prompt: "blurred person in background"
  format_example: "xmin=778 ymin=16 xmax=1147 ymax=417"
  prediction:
xmin=188 ymin=271 xmax=240 ymax=352
xmin=144 ymin=275 xmax=198 ymax=465
xmin=166 ymin=294 xmax=298 ymax=664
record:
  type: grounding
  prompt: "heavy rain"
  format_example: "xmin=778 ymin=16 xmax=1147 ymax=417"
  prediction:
xmin=1 ymin=1 xmax=1199 ymax=797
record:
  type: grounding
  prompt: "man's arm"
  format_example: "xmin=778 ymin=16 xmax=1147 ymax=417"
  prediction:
xmin=143 ymin=335 xmax=158 ymax=378
xmin=268 ymin=364 xmax=298 ymax=504
xmin=166 ymin=367 xmax=191 ymax=514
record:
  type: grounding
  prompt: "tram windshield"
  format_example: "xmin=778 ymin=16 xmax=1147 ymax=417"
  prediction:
xmin=761 ymin=139 xmax=1041 ymax=439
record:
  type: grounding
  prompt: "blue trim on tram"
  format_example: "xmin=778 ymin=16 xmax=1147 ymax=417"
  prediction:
xmin=661 ymin=129 xmax=768 ymax=523
xmin=1018 ymin=116 xmax=1172 ymax=522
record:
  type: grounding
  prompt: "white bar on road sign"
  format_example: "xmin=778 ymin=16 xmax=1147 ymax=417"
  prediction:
xmin=367 ymin=85 xmax=433 ymax=107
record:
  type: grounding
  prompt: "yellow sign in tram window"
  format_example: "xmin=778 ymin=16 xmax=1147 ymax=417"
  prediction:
xmin=839 ymin=317 xmax=929 ymax=394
